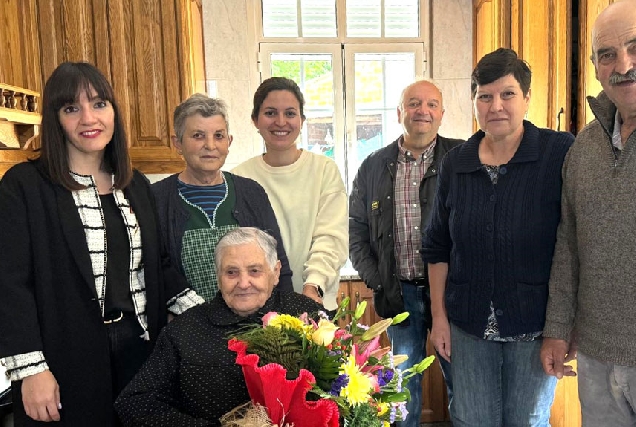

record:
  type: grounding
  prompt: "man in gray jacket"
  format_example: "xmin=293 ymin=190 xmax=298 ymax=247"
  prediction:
xmin=541 ymin=1 xmax=636 ymax=425
xmin=349 ymin=80 xmax=461 ymax=427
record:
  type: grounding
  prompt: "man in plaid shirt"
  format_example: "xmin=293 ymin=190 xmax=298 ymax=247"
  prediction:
xmin=349 ymin=80 xmax=463 ymax=427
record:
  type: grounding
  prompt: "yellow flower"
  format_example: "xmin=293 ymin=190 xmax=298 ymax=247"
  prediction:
xmin=267 ymin=314 xmax=305 ymax=332
xmin=311 ymin=319 xmax=339 ymax=346
xmin=339 ymin=353 xmax=373 ymax=406
xmin=383 ymin=422 xmax=390 ymax=427
xmin=377 ymin=402 xmax=389 ymax=416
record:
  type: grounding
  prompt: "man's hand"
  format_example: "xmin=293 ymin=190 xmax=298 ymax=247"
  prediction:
xmin=22 ymin=370 xmax=61 ymax=422
xmin=431 ymin=316 xmax=452 ymax=362
xmin=540 ymin=337 xmax=577 ymax=379
xmin=302 ymin=283 xmax=323 ymax=304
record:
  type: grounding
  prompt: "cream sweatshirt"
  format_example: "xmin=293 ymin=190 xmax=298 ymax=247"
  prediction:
xmin=232 ymin=151 xmax=348 ymax=310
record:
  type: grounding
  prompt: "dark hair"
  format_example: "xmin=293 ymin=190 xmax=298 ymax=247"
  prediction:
xmin=39 ymin=61 xmax=132 ymax=190
xmin=251 ymin=77 xmax=306 ymax=121
xmin=471 ymin=48 xmax=531 ymax=98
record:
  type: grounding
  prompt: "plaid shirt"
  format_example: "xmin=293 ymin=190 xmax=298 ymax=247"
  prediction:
xmin=394 ymin=136 xmax=437 ymax=280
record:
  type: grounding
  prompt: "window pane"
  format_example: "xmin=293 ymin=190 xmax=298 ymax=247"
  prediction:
xmin=349 ymin=52 xmax=416 ymax=189
xmin=269 ymin=53 xmax=335 ymax=159
xmin=262 ymin=0 xmax=298 ymax=37
xmin=385 ymin=0 xmax=419 ymax=37
xmin=346 ymin=0 xmax=381 ymax=37
xmin=300 ymin=0 xmax=337 ymax=37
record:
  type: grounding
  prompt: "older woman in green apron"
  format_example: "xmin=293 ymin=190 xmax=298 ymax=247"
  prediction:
xmin=152 ymin=94 xmax=294 ymax=300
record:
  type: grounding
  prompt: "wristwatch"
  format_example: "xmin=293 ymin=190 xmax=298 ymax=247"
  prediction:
xmin=303 ymin=283 xmax=324 ymax=298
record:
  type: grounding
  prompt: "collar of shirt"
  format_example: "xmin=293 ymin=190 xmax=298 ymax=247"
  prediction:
xmin=397 ymin=135 xmax=437 ymax=164
xmin=613 ymin=110 xmax=623 ymax=151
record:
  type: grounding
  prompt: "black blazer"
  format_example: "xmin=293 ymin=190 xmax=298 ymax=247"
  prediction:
xmin=0 ymin=159 xmax=189 ymax=426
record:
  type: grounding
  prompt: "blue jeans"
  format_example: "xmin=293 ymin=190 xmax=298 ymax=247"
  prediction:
xmin=449 ymin=324 xmax=556 ymax=427
xmin=386 ymin=282 xmax=453 ymax=427
xmin=578 ymin=351 xmax=636 ymax=427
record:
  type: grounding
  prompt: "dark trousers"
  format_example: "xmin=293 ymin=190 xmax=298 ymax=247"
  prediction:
xmin=105 ymin=313 xmax=150 ymax=425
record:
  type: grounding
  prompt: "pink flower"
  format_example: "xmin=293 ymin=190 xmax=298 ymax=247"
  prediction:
xmin=356 ymin=336 xmax=381 ymax=366
xmin=261 ymin=312 xmax=279 ymax=327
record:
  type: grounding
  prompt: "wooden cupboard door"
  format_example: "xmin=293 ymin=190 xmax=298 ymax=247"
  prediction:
xmin=578 ymin=0 xmax=617 ymax=130
xmin=474 ymin=0 xmax=511 ymax=66
xmin=510 ymin=0 xmax=571 ymax=131
xmin=34 ymin=0 xmax=202 ymax=173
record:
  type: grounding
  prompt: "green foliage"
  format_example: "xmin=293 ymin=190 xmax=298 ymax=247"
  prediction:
xmin=342 ymin=402 xmax=383 ymax=427
xmin=305 ymin=343 xmax=342 ymax=391
xmin=243 ymin=327 xmax=306 ymax=380
xmin=271 ymin=60 xmax=332 ymax=82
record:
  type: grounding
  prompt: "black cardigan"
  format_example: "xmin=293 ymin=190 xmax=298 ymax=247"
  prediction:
xmin=422 ymin=121 xmax=574 ymax=338
xmin=0 ymin=159 xmax=191 ymax=426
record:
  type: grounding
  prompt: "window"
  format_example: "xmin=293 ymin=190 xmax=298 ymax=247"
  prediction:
xmin=256 ymin=0 xmax=429 ymax=192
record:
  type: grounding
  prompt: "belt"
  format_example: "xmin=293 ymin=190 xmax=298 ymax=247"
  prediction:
xmin=103 ymin=311 xmax=124 ymax=324
xmin=401 ymin=277 xmax=429 ymax=287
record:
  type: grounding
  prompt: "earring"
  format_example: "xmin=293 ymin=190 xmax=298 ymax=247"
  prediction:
xmin=177 ymin=149 xmax=183 ymax=155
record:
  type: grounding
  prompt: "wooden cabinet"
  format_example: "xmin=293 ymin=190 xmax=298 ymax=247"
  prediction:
xmin=337 ymin=280 xmax=450 ymax=423
xmin=0 ymin=0 xmax=206 ymax=176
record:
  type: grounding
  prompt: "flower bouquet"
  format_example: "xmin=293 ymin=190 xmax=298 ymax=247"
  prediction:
xmin=223 ymin=297 xmax=435 ymax=427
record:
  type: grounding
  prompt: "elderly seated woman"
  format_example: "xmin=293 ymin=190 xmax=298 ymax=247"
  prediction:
xmin=152 ymin=94 xmax=293 ymax=301
xmin=115 ymin=227 xmax=323 ymax=425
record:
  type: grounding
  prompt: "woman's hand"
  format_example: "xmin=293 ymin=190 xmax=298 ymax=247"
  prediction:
xmin=22 ymin=370 xmax=61 ymax=422
xmin=302 ymin=283 xmax=323 ymax=305
xmin=431 ymin=316 xmax=452 ymax=362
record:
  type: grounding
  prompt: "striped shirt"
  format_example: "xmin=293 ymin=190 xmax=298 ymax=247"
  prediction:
xmin=177 ymin=179 xmax=227 ymax=220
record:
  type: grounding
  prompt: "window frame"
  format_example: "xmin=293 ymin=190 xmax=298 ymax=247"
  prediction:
xmin=253 ymin=0 xmax=430 ymax=44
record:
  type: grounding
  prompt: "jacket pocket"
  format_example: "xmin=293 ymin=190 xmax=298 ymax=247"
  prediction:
xmin=516 ymin=282 xmax=548 ymax=324
xmin=370 ymin=208 xmax=383 ymax=240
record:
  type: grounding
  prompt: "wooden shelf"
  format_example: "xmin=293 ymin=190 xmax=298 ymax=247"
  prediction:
xmin=0 ymin=106 xmax=41 ymax=126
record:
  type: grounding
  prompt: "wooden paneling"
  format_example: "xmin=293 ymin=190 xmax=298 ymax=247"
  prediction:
xmin=0 ymin=0 xmax=204 ymax=176
xmin=511 ymin=0 xmax=571 ymax=130
xmin=0 ymin=0 xmax=41 ymax=93
xmin=474 ymin=0 xmax=510 ymax=65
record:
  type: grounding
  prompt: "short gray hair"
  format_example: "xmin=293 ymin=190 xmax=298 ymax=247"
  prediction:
xmin=173 ymin=93 xmax=229 ymax=141
xmin=215 ymin=227 xmax=278 ymax=273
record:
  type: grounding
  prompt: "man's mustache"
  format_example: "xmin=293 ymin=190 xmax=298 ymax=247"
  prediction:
xmin=609 ymin=69 xmax=636 ymax=85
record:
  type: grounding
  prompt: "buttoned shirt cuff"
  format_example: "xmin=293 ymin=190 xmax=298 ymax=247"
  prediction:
xmin=1 ymin=351 xmax=49 ymax=381
xmin=167 ymin=288 xmax=205 ymax=315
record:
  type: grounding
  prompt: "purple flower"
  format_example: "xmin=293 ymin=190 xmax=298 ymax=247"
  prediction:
xmin=397 ymin=403 xmax=408 ymax=421
xmin=390 ymin=406 xmax=397 ymax=423
xmin=376 ymin=369 xmax=395 ymax=387
xmin=330 ymin=374 xmax=349 ymax=396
